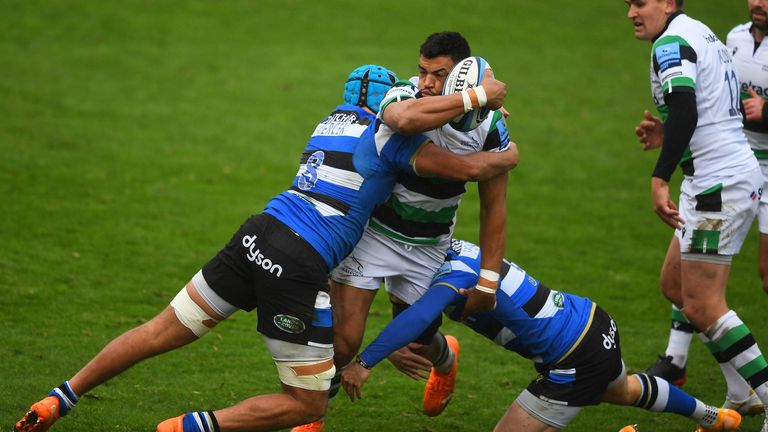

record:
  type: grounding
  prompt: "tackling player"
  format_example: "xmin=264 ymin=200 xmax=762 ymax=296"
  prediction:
xmin=14 ymin=64 xmax=515 ymax=432
xmin=341 ymin=239 xmax=743 ymax=432
xmin=629 ymin=1 xmax=768 ymax=431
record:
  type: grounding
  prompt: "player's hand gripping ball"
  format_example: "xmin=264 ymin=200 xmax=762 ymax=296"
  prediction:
xmin=442 ymin=56 xmax=492 ymax=132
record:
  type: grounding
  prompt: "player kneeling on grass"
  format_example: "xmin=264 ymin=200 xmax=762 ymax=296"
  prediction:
xmin=341 ymin=239 xmax=742 ymax=432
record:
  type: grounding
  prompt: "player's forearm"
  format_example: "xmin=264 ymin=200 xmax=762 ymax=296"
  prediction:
xmin=383 ymin=95 xmax=467 ymax=135
xmin=653 ymin=91 xmax=697 ymax=181
xmin=359 ymin=288 xmax=453 ymax=367
xmin=415 ymin=143 xmax=516 ymax=182
xmin=465 ymin=144 xmax=518 ymax=181
xmin=478 ymin=174 xmax=508 ymax=274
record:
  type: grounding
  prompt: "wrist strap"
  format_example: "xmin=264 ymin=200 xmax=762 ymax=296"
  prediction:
xmin=474 ymin=284 xmax=497 ymax=294
xmin=461 ymin=90 xmax=473 ymax=113
xmin=356 ymin=355 xmax=372 ymax=370
xmin=474 ymin=85 xmax=488 ymax=107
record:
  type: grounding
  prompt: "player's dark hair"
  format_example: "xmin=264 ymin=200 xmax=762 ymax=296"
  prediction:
xmin=419 ymin=32 xmax=471 ymax=64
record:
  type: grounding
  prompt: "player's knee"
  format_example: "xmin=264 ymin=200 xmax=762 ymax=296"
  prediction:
xmin=280 ymin=369 xmax=334 ymax=424
xmin=170 ymin=286 xmax=219 ymax=338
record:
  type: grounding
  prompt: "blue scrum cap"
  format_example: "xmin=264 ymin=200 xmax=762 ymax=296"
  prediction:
xmin=344 ymin=65 xmax=398 ymax=113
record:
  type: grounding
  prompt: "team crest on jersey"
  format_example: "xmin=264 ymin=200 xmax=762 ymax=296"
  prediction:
xmin=551 ymin=291 xmax=564 ymax=308
xmin=273 ymin=314 xmax=306 ymax=334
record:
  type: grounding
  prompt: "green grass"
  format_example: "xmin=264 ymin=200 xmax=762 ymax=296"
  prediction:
xmin=1 ymin=1 xmax=764 ymax=431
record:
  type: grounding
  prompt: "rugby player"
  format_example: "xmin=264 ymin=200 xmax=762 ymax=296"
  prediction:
xmin=295 ymin=32 xmax=513 ymax=432
xmin=341 ymin=239 xmax=743 ymax=432
xmin=642 ymin=0 xmax=768 ymax=419
xmin=629 ymin=0 xmax=768 ymax=430
xmin=14 ymin=64 xmax=514 ymax=432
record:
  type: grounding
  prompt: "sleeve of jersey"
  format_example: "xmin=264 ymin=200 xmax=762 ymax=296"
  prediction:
xmin=378 ymin=80 xmax=419 ymax=115
xmin=358 ymin=285 xmax=460 ymax=367
xmin=482 ymin=110 xmax=511 ymax=152
xmin=378 ymin=128 xmax=430 ymax=174
xmin=652 ymin=35 xmax=697 ymax=96
xmin=653 ymin=91 xmax=698 ymax=181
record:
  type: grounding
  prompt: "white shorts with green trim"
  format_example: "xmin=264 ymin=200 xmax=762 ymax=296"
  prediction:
xmin=676 ymin=166 xmax=761 ymax=256
xmin=330 ymin=226 xmax=445 ymax=305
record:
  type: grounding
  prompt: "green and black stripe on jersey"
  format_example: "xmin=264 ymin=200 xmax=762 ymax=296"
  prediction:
xmin=369 ymin=177 xmax=464 ymax=244
xmin=371 ymin=109 xmax=508 ymax=245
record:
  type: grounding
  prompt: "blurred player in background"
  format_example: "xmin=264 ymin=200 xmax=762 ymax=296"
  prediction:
xmin=14 ymin=64 xmax=514 ymax=432
xmin=291 ymin=31 xmax=514 ymax=432
xmin=629 ymin=0 xmax=768 ymax=430
xmin=341 ymin=239 xmax=743 ymax=432
xmin=636 ymin=0 xmax=768 ymax=421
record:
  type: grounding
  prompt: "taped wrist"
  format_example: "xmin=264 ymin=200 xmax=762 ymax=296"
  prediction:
xmin=474 ymin=284 xmax=497 ymax=294
xmin=475 ymin=268 xmax=499 ymax=294
xmin=461 ymin=90 xmax=473 ymax=112
xmin=474 ymin=86 xmax=488 ymax=107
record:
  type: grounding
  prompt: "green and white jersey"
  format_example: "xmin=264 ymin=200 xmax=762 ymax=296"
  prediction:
xmin=370 ymin=79 xmax=510 ymax=246
xmin=727 ymin=22 xmax=768 ymax=156
xmin=650 ymin=13 xmax=756 ymax=179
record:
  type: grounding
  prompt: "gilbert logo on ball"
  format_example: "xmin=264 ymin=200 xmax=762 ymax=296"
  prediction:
xmin=442 ymin=56 xmax=492 ymax=132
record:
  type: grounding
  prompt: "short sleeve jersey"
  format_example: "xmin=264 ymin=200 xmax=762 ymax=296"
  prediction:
xmin=263 ymin=104 xmax=426 ymax=270
xmin=650 ymin=13 xmax=756 ymax=179
xmin=368 ymin=80 xmax=511 ymax=247
xmin=727 ymin=22 xmax=768 ymax=155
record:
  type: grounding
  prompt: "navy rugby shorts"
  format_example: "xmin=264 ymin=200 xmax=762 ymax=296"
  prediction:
xmin=527 ymin=306 xmax=623 ymax=406
xmin=201 ymin=213 xmax=332 ymax=347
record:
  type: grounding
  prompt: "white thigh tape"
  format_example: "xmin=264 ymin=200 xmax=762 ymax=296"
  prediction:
xmin=170 ymin=288 xmax=219 ymax=337
xmin=275 ymin=358 xmax=336 ymax=391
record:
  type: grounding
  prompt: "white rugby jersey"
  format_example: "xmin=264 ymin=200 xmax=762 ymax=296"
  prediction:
xmin=650 ymin=13 xmax=757 ymax=179
xmin=727 ymin=22 xmax=768 ymax=156
xmin=368 ymin=80 xmax=510 ymax=246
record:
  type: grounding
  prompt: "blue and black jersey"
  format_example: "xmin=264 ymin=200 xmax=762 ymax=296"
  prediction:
xmin=264 ymin=104 xmax=427 ymax=270
xmin=359 ymin=239 xmax=595 ymax=367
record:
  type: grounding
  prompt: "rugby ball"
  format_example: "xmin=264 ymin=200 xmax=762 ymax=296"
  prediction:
xmin=442 ymin=56 xmax=492 ymax=132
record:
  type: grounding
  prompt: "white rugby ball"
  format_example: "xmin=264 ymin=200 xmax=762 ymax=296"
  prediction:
xmin=442 ymin=56 xmax=492 ymax=132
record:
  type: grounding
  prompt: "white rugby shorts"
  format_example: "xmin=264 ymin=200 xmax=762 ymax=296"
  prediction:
xmin=676 ymin=166 xmax=762 ymax=255
xmin=756 ymin=159 xmax=768 ymax=234
xmin=330 ymin=226 xmax=445 ymax=305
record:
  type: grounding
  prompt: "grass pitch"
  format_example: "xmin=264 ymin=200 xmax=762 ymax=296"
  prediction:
xmin=1 ymin=1 xmax=764 ymax=431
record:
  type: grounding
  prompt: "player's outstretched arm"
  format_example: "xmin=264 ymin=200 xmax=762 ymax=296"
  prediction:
xmin=383 ymin=77 xmax=507 ymax=135
xmin=460 ymin=172 xmax=507 ymax=320
xmin=414 ymin=140 xmax=518 ymax=182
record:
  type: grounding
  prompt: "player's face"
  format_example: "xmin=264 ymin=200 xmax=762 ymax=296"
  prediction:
xmin=749 ymin=0 xmax=768 ymax=32
xmin=626 ymin=0 xmax=675 ymax=41
xmin=417 ymin=55 xmax=455 ymax=97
